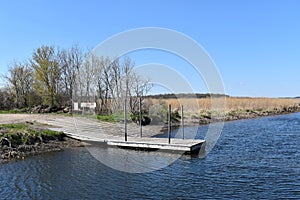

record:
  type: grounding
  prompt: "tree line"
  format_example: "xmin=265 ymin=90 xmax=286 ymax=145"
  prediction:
xmin=0 ymin=45 xmax=151 ymax=115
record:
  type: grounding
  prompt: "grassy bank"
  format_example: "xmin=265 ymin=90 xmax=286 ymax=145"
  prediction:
xmin=0 ymin=123 xmax=65 ymax=146
xmin=0 ymin=123 xmax=82 ymax=162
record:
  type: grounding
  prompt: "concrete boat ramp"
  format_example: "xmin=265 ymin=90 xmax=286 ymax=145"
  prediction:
xmin=0 ymin=114 xmax=205 ymax=155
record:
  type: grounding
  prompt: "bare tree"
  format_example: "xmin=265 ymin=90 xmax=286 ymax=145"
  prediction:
xmin=59 ymin=45 xmax=83 ymax=105
xmin=94 ymin=56 xmax=111 ymax=114
xmin=5 ymin=62 xmax=34 ymax=108
xmin=77 ymin=55 xmax=152 ymax=115
xmin=123 ymin=57 xmax=134 ymax=99
xmin=0 ymin=87 xmax=14 ymax=110
xmin=129 ymin=73 xmax=152 ymax=114
xmin=2 ymin=42 xmax=153 ymax=114
xmin=108 ymin=56 xmax=152 ymax=114
xmin=76 ymin=52 xmax=98 ymax=102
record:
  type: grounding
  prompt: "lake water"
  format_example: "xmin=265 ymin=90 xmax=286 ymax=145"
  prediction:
xmin=1 ymin=113 xmax=300 ymax=199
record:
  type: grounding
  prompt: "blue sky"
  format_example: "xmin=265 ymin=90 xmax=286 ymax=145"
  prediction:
xmin=0 ymin=0 xmax=299 ymax=97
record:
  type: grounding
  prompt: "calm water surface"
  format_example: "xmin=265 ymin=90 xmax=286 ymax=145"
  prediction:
xmin=1 ymin=113 xmax=300 ymax=199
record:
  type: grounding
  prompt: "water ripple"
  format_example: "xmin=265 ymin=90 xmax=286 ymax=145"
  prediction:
xmin=0 ymin=113 xmax=300 ymax=199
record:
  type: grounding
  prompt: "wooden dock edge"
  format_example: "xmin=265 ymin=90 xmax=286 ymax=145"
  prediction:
xmin=63 ymin=132 xmax=206 ymax=155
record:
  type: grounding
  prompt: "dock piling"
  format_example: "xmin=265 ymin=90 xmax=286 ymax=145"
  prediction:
xmin=168 ymin=104 xmax=171 ymax=144
xmin=124 ymin=99 xmax=127 ymax=141
xmin=181 ymin=105 xmax=184 ymax=140
xmin=139 ymin=96 xmax=142 ymax=138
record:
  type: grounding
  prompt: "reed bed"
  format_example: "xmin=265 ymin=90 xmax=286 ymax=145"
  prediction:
xmin=148 ymin=97 xmax=299 ymax=113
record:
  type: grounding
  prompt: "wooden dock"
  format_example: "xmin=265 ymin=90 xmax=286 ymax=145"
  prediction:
xmin=69 ymin=134 xmax=205 ymax=155
xmin=0 ymin=114 xmax=205 ymax=155
xmin=44 ymin=116 xmax=206 ymax=155
xmin=106 ymin=138 xmax=205 ymax=155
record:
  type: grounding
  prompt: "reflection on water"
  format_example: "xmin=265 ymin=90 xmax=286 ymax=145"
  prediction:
xmin=91 ymin=144 xmax=207 ymax=173
xmin=87 ymin=143 xmax=183 ymax=173
xmin=0 ymin=113 xmax=300 ymax=199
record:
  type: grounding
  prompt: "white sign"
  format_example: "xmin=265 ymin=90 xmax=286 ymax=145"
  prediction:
xmin=81 ymin=102 xmax=96 ymax=108
xmin=74 ymin=102 xmax=79 ymax=110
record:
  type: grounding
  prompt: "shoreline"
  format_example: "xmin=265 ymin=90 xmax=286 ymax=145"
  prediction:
xmin=166 ymin=106 xmax=300 ymax=128
xmin=0 ymin=123 xmax=84 ymax=164
xmin=188 ymin=106 xmax=300 ymax=126
xmin=1 ymin=106 xmax=299 ymax=163
xmin=0 ymin=137 xmax=84 ymax=164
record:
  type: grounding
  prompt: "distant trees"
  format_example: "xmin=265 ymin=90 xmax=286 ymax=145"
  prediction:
xmin=1 ymin=44 xmax=151 ymax=115
xmin=31 ymin=46 xmax=60 ymax=106
xmin=0 ymin=87 xmax=14 ymax=110
xmin=58 ymin=45 xmax=83 ymax=105
xmin=75 ymin=55 xmax=151 ymax=115
xmin=5 ymin=62 xmax=33 ymax=108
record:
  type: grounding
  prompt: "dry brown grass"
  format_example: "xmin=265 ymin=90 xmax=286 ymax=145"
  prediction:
xmin=148 ymin=97 xmax=299 ymax=113
xmin=224 ymin=97 xmax=299 ymax=111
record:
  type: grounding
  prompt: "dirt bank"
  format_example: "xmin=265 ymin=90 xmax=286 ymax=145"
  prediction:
xmin=0 ymin=122 xmax=83 ymax=163
xmin=184 ymin=105 xmax=300 ymax=125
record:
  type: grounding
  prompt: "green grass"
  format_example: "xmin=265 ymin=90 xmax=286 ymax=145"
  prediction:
xmin=97 ymin=114 xmax=119 ymax=122
xmin=0 ymin=123 xmax=29 ymax=130
xmin=0 ymin=123 xmax=66 ymax=146
xmin=97 ymin=112 xmax=126 ymax=122
xmin=41 ymin=129 xmax=64 ymax=137
xmin=0 ymin=110 xmax=22 ymax=114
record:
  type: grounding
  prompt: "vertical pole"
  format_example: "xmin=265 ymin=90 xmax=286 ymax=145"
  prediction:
xmin=124 ymin=98 xmax=127 ymax=141
xmin=168 ymin=104 xmax=171 ymax=144
xmin=139 ymin=96 xmax=142 ymax=138
xmin=94 ymin=92 xmax=96 ymax=116
xmin=181 ymin=105 xmax=184 ymax=140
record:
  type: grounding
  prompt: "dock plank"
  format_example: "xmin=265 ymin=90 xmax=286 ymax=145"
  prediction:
xmin=0 ymin=114 xmax=205 ymax=154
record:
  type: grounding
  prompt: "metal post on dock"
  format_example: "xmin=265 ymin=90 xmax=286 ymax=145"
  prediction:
xmin=181 ymin=105 xmax=184 ymax=140
xmin=139 ymin=96 xmax=142 ymax=138
xmin=168 ymin=104 xmax=171 ymax=144
xmin=124 ymin=98 xmax=127 ymax=141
